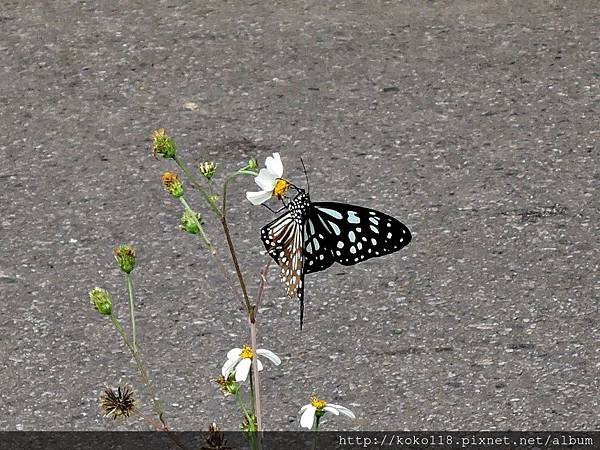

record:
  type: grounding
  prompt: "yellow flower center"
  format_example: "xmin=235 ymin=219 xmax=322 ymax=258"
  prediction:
xmin=272 ymin=178 xmax=291 ymax=199
xmin=240 ymin=345 xmax=254 ymax=360
xmin=310 ymin=395 xmax=327 ymax=410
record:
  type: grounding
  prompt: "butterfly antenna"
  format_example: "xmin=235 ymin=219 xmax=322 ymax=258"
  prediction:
xmin=299 ymin=157 xmax=310 ymax=193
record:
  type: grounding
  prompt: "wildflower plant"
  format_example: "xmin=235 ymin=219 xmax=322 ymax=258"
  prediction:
xmin=87 ymin=130 xmax=357 ymax=441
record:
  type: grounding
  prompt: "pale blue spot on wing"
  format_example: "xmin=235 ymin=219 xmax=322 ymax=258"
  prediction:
xmin=329 ymin=222 xmax=341 ymax=235
xmin=347 ymin=211 xmax=360 ymax=224
xmin=318 ymin=207 xmax=343 ymax=220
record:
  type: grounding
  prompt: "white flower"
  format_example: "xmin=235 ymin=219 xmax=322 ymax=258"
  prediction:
xmin=221 ymin=345 xmax=281 ymax=382
xmin=299 ymin=396 xmax=356 ymax=430
xmin=245 ymin=152 xmax=289 ymax=205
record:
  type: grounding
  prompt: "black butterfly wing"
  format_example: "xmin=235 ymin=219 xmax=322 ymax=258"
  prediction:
xmin=260 ymin=213 xmax=306 ymax=326
xmin=303 ymin=214 xmax=337 ymax=274
xmin=307 ymin=202 xmax=411 ymax=268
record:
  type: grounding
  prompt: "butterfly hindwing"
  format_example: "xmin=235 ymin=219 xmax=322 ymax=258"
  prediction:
xmin=260 ymin=215 xmax=304 ymax=296
xmin=310 ymin=202 xmax=411 ymax=267
xmin=260 ymin=211 xmax=306 ymax=325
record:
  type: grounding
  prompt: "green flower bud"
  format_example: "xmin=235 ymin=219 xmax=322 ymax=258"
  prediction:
xmin=162 ymin=172 xmax=184 ymax=198
xmin=208 ymin=194 xmax=220 ymax=206
xmin=198 ymin=161 xmax=217 ymax=181
xmin=89 ymin=287 xmax=112 ymax=316
xmin=247 ymin=157 xmax=258 ymax=170
xmin=180 ymin=209 xmax=203 ymax=235
xmin=114 ymin=244 xmax=136 ymax=274
xmin=151 ymin=128 xmax=177 ymax=159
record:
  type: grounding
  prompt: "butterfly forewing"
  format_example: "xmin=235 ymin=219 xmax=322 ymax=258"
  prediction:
xmin=310 ymin=202 xmax=411 ymax=267
xmin=303 ymin=216 xmax=336 ymax=274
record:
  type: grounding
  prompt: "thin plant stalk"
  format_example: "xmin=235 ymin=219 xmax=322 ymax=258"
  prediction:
xmin=126 ymin=273 xmax=137 ymax=353
xmin=220 ymin=213 xmax=252 ymax=312
xmin=249 ymin=321 xmax=261 ymax=430
xmin=174 ymin=155 xmax=220 ymax=216
xmin=234 ymin=392 xmax=253 ymax=426
xmin=178 ymin=195 xmax=244 ymax=309
xmin=221 ymin=173 xmax=253 ymax=312
xmin=249 ymin=258 xmax=272 ymax=431
xmin=109 ymin=314 xmax=167 ymax=429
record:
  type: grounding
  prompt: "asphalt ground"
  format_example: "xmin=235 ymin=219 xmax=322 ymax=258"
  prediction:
xmin=1 ymin=0 xmax=598 ymax=431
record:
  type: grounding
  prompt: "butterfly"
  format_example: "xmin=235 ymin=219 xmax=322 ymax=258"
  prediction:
xmin=260 ymin=183 xmax=411 ymax=328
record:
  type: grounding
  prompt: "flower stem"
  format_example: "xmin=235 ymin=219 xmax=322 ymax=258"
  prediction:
xmin=249 ymin=321 xmax=262 ymax=430
xmin=179 ymin=196 xmax=211 ymax=247
xmin=177 ymin=196 xmax=243 ymax=308
xmin=253 ymin=258 xmax=272 ymax=318
xmin=220 ymin=214 xmax=252 ymax=313
xmin=126 ymin=273 xmax=137 ymax=353
xmin=234 ymin=392 xmax=254 ymax=430
xmin=219 ymin=174 xmax=253 ymax=313
xmin=110 ymin=314 xmax=167 ymax=428
xmin=173 ymin=156 xmax=220 ymax=216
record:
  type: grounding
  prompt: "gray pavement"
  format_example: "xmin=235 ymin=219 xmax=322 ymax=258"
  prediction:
xmin=0 ymin=0 xmax=598 ymax=431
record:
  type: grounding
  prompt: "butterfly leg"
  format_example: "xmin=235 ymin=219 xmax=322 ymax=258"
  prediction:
xmin=261 ymin=203 xmax=287 ymax=214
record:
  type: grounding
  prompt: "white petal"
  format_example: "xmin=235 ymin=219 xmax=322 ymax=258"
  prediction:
xmin=326 ymin=404 xmax=356 ymax=419
xmin=299 ymin=404 xmax=310 ymax=414
xmin=300 ymin=405 xmax=317 ymax=429
xmin=246 ymin=190 xmax=272 ymax=205
xmin=265 ymin=153 xmax=283 ymax=178
xmin=235 ymin=358 xmax=252 ymax=382
xmin=323 ymin=406 xmax=340 ymax=416
xmin=221 ymin=357 xmax=240 ymax=377
xmin=255 ymin=168 xmax=277 ymax=190
xmin=256 ymin=358 xmax=264 ymax=372
xmin=226 ymin=348 xmax=243 ymax=360
xmin=257 ymin=349 xmax=282 ymax=366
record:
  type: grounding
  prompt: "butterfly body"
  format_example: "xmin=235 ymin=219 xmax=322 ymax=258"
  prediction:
xmin=261 ymin=187 xmax=411 ymax=327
